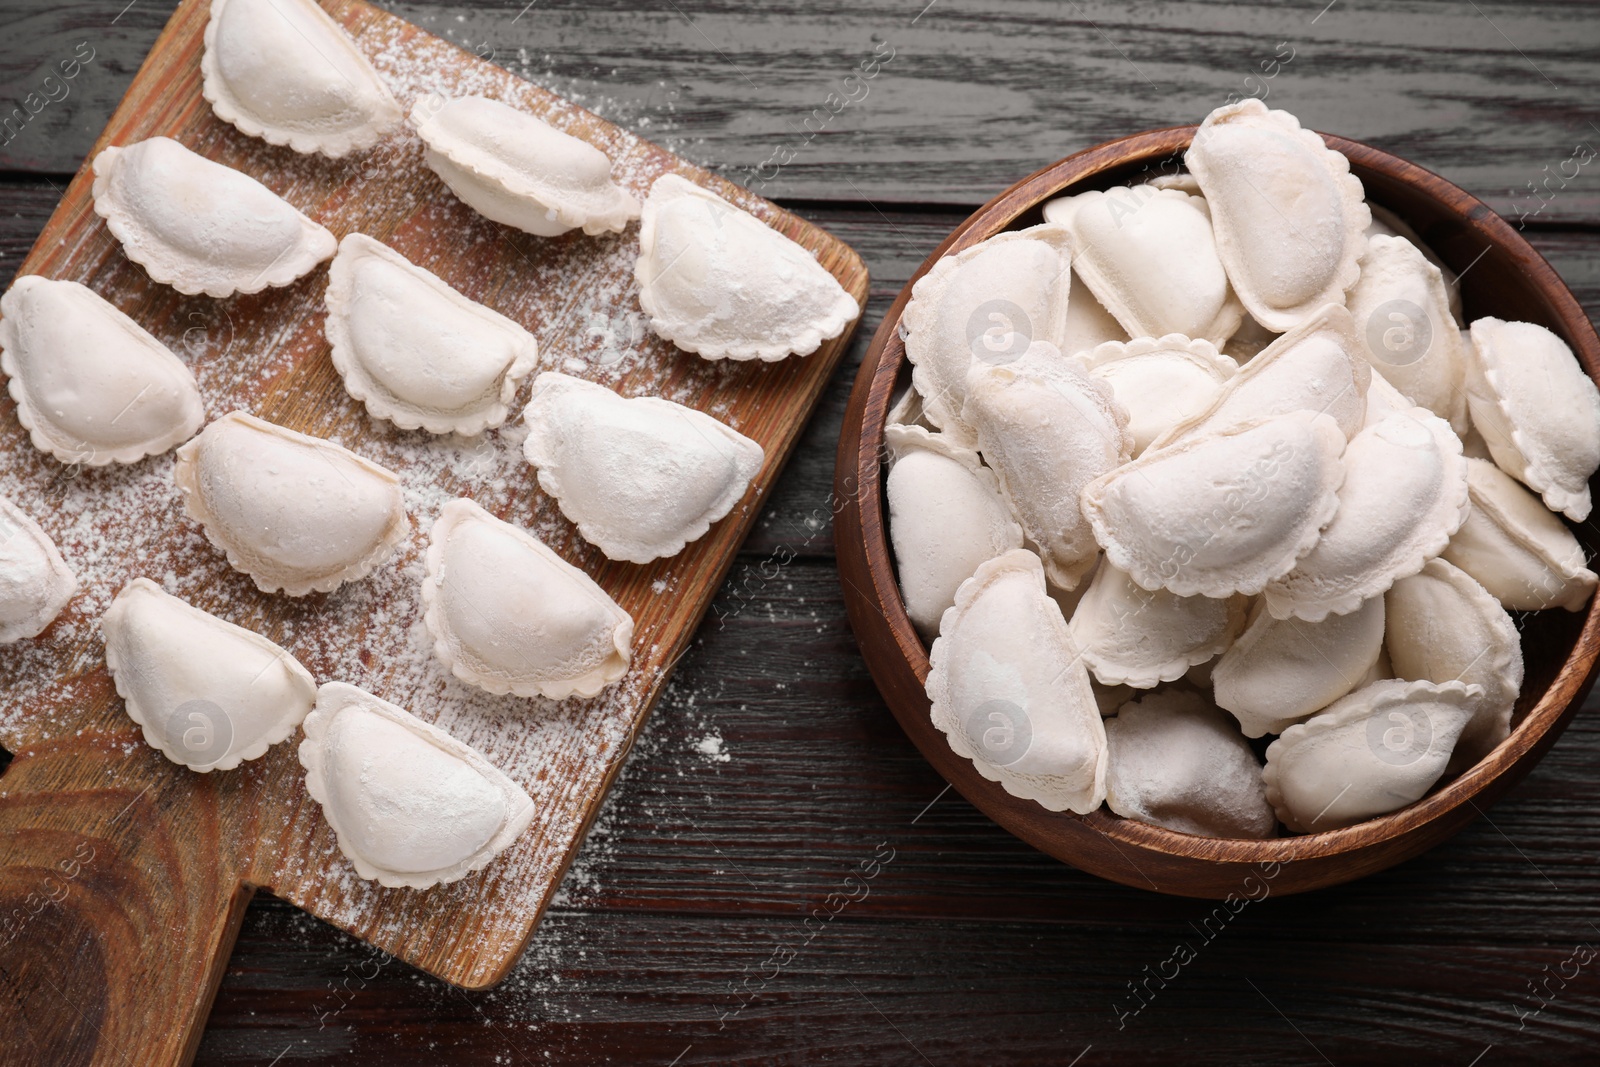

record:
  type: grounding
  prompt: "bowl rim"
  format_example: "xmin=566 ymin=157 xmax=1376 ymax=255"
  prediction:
xmin=833 ymin=123 xmax=1600 ymax=894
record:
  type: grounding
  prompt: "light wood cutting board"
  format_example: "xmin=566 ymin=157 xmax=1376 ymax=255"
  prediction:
xmin=0 ymin=1 xmax=867 ymax=1063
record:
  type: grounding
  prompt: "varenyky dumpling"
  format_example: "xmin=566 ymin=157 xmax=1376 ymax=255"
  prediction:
xmin=1066 ymin=562 xmax=1245 ymax=689
xmin=884 ymin=424 xmax=1022 ymax=641
xmin=1366 ymin=202 xmax=1463 ymax=324
xmin=521 ymin=372 xmax=764 ymax=564
xmin=1213 ymin=596 xmax=1385 ymax=738
xmin=0 ymin=494 xmax=77 ymax=644
xmin=1443 ymin=457 xmax=1597 ymax=611
xmin=1186 ymin=100 xmax=1369 ymax=333
xmin=1464 ymin=317 xmax=1600 ymax=521
xmin=421 ymin=498 xmax=633 ymax=699
xmin=174 ymin=411 xmax=410 ymax=596
xmin=927 ymin=550 xmax=1107 ymax=814
xmin=902 ymin=223 xmax=1071 ymax=445
xmin=1385 ymin=558 xmax=1524 ymax=772
xmin=963 ymin=351 xmax=1131 ymax=590
xmin=0 ymin=275 xmax=204 ymax=465
xmin=1060 ymin=272 xmax=1128 ymax=359
xmin=1082 ymin=410 xmax=1347 ymax=599
xmin=1078 ymin=334 xmax=1238 ymax=456
xmin=1052 ymin=185 xmax=1243 ymax=347
xmin=201 ymin=0 xmax=402 ymax=157
xmin=1346 ymin=234 xmax=1469 ymax=432
xmin=1263 ymin=678 xmax=1479 ymax=833
xmin=634 ymin=174 xmax=858 ymax=361
xmin=411 ymin=94 xmax=638 ymax=237
xmin=1263 ymin=405 xmax=1468 ymax=621
xmin=102 ymin=578 xmax=316 ymax=772
xmin=299 ymin=681 xmax=535 ymax=888
xmin=91 ymin=137 xmax=336 ymax=298
xmin=1150 ymin=302 xmax=1369 ymax=450
xmin=1104 ymin=688 xmax=1276 ymax=839
xmin=325 ymin=234 xmax=538 ymax=435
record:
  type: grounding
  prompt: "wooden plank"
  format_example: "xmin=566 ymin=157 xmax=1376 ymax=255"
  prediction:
xmin=5 ymin=0 xmax=1600 ymax=221
xmin=0 ymin=1 xmax=866 ymax=1064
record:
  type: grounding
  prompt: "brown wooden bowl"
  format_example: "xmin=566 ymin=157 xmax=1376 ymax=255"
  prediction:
xmin=833 ymin=125 xmax=1600 ymax=898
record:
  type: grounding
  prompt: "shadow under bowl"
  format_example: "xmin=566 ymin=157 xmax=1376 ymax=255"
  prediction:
xmin=832 ymin=125 xmax=1600 ymax=899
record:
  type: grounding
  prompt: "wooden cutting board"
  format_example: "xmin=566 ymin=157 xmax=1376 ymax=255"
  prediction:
xmin=0 ymin=0 xmax=867 ymax=1062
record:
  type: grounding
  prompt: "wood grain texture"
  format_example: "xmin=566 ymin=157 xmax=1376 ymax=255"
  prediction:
xmin=5 ymin=0 xmax=1600 ymax=221
xmin=0 ymin=0 xmax=865 ymax=1062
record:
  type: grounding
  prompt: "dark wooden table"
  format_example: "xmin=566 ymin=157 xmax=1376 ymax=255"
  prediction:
xmin=4 ymin=1 xmax=1600 ymax=1063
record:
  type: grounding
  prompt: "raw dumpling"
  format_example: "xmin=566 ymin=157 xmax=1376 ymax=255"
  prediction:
xmin=1213 ymin=596 xmax=1385 ymax=738
xmin=421 ymin=498 xmax=633 ymax=699
xmin=522 ymin=373 xmax=764 ymax=564
xmin=963 ymin=352 xmax=1131 ymax=590
xmin=102 ymin=578 xmax=316 ymax=772
xmin=1186 ymin=100 xmax=1369 ymax=332
xmin=1366 ymin=202 xmax=1463 ymax=324
xmin=927 ymin=550 xmax=1107 ymax=814
xmin=325 ymin=234 xmax=537 ymax=435
xmin=0 ymin=276 xmax=204 ymax=465
xmin=634 ymin=174 xmax=858 ymax=361
xmin=1082 ymin=410 xmax=1347 ymax=599
xmin=411 ymin=94 xmax=639 ymax=237
xmin=1104 ymin=688 xmax=1276 ymax=839
xmin=902 ymin=223 xmax=1072 ymax=444
xmin=1263 ymin=678 xmax=1479 ymax=833
xmin=1263 ymin=406 xmax=1468 ymax=621
xmin=1078 ymin=334 xmax=1238 ymax=456
xmin=1059 ymin=272 xmax=1128 ymax=358
xmin=299 ymin=682 xmax=535 ymax=888
xmin=1464 ymin=318 xmax=1600 ymax=521
xmin=1066 ymin=562 xmax=1245 ymax=688
xmin=885 ymin=424 xmax=1022 ymax=641
xmin=1150 ymin=302 xmax=1370 ymax=449
xmin=1385 ymin=558 xmax=1524 ymax=772
xmin=91 ymin=137 xmax=336 ymax=297
xmin=1346 ymin=234 xmax=1469 ymax=431
xmin=1442 ymin=457 xmax=1597 ymax=611
xmin=0 ymin=495 xmax=77 ymax=644
xmin=1056 ymin=186 xmax=1243 ymax=346
xmin=201 ymin=0 xmax=402 ymax=157
xmin=174 ymin=411 xmax=410 ymax=596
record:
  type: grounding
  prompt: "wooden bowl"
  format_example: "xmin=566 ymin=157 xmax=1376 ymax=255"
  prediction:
xmin=833 ymin=125 xmax=1600 ymax=898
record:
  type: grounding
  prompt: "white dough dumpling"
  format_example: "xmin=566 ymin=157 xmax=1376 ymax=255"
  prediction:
xmin=1263 ymin=678 xmax=1479 ymax=833
xmin=201 ymin=0 xmax=402 ymax=157
xmin=1263 ymin=406 xmax=1468 ymax=621
xmin=885 ymin=424 xmax=1022 ymax=641
xmin=902 ymin=223 xmax=1072 ymax=444
xmin=421 ymin=498 xmax=633 ymax=699
xmin=1105 ymin=689 xmax=1276 ymax=839
xmin=1078 ymin=334 xmax=1237 ymax=456
xmin=411 ymin=94 xmax=639 ymax=237
xmin=635 ymin=174 xmax=858 ymax=361
xmin=91 ymin=137 xmax=336 ymax=297
xmin=1082 ymin=410 xmax=1347 ymax=599
xmin=1067 ymin=562 xmax=1245 ymax=689
xmin=927 ymin=550 xmax=1108 ymax=813
xmin=1464 ymin=317 xmax=1600 ymax=521
xmin=522 ymin=373 xmax=764 ymax=564
xmin=102 ymin=578 xmax=316 ymax=772
xmin=1385 ymin=558 xmax=1524 ymax=772
xmin=0 ymin=494 xmax=77 ymax=644
xmin=1186 ymin=100 xmax=1369 ymax=333
xmin=1442 ymin=458 xmax=1597 ymax=611
xmin=325 ymin=234 xmax=537 ymax=435
xmin=1213 ymin=596 xmax=1385 ymax=738
xmin=962 ymin=350 xmax=1131 ymax=590
xmin=0 ymin=276 xmax=204 ymax=465
xmin=174 ymin=411 xmax=410 ymax=596
xmin=299 ymin=682 xmax=535 ymax=889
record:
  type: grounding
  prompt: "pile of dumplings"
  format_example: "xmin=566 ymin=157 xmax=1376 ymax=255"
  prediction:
xmin=889 ymin=99 xmax=1600 ymax=839
xmin=0 ymin=0 xmax=858 ymax=889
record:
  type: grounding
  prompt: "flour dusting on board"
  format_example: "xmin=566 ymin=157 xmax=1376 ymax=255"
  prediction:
xmin=0 ymin=0 xmax=862 ymax=981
